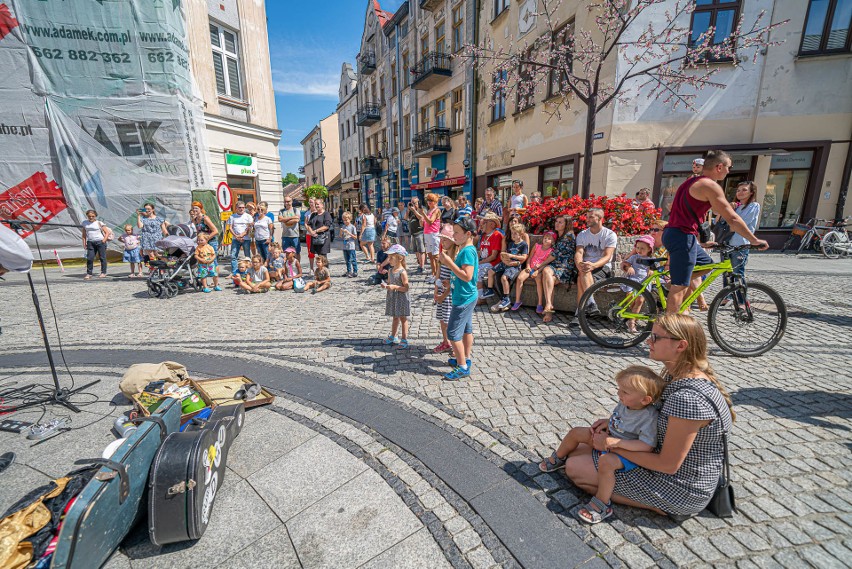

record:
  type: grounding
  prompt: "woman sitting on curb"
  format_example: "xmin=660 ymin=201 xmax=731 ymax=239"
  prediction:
xmin=539 ymin=215 xmax=577 ymax=323
xmin=561 ymin=313 xmax=735 ymax=521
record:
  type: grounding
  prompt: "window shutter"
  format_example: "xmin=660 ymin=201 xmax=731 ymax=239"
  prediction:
xmin=212 ymin=52 xmax=226 ymax=95
xmin=227 ymin=56 xmax=242 ymax=99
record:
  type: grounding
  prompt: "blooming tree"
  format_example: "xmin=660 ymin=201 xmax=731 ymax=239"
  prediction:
xmin=459 ymin=0 xmax=787 ymax=197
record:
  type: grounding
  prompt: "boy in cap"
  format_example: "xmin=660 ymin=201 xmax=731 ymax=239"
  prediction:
xmin=476 ymin=212 xmax=504 ymax=299
xmin=439 ymin=217 xmax=479 ymax=381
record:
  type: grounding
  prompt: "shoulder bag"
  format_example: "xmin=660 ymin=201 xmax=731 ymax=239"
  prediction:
xmin=682 ymin=192 xmax=714 ymax=244
xmin=677 ymin=386 xmax=736 ymax=518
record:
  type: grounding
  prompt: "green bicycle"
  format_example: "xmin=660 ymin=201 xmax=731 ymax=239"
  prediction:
xmin=577 ymin=245 xmax=787 ymax=357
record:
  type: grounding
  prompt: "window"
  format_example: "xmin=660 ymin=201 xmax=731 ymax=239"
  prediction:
xmin=516 ymin=48 xmax=535 ymax=112
xmin=343 ymin=161 xmax=347 ymax=179
xmin=402 ymin=51 xmax=410 ymax=88
xmin=436 ymin=96 xmax=447 ymax=128
xmin=452 ymin=88 xmax=464 ymax=131
xmin=400 ymin=20 xmax=409 ymax=39
xmin=403 ymin=114 xmax=411 ymax=149
xmin=541 ymin=162 xmax=576 ymax=200
xmin=548 ymin=23 xmax=573 ymax=97
xmin=493 ymin=0 xmax=510 ymax=20
xmin=491 ymin=70 xmax=507 ymax=122
xmin=210 ymin=24 xmax=243 ymax=99
xmin=800 ymin=0 xmax=852 ymax=54
xmin=689 ymin=1 xmax=740 ymax=60
xmin=393 ymin=122 xmax=399 ymax=152
xmin=421 ymin=34 xmax=429 ymax=59
xmin=391 ymin=64 xmax=397 ymax=95
xmin=340 ymin=124 xmax=344 ymax=141
xmin=452 ymin=5 xmax=464 ymax=52
xmin=421 ymin=105 xmax=431 ymax=131
xmin=380 ymin=76 xmax=386 ymax=106
xmin=435 ymin=21 xmax=446 ymax=54
xmin=346 ymin=121 xmax=350 ymax=138
xmin=371 ymin=80 xmax=377 ymax=104
xmin=389 ymin=32 xmax=397 ymax=50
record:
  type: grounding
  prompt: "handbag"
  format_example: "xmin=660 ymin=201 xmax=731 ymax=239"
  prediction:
xmin=678 ymin=386 xmax=737 ymax=518
xmin=682 ymin=194 xmax=713 ymax=244
xmin=711 ymin=218 xmax=733 ymax=245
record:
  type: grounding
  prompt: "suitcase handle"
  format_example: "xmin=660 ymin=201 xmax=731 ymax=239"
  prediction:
xmin=130 ymin=415 xmax=168 ymax=445
xmin=74 ymin=458 xmax=130 ymax=504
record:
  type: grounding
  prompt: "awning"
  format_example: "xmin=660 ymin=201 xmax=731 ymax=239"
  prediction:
xmin=410 ymin=176 xmax=467 ymax=190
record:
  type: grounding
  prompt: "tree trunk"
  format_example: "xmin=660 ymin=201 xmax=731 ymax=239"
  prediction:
xmin=581 ymin=96 xmax=597 ymax=198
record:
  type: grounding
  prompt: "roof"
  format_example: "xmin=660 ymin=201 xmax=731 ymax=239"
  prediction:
xmin=284 ymin=182 xmax=306 ymax=201
xmin=374 ymin=0 xmax=392 ymax=28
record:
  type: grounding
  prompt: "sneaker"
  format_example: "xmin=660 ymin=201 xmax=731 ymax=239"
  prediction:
xmin=497 ymin=297 xmax=512 ymax=312
xmin=214 ymin=285 xmax=222 ymax=291
xmin=383 ymin=335 xmax=400 ymax=345
xmin=447 ymin=357 xmax=472 ymax=369
xmin=443 ymin=366 xmax=471 ymax=381
xmin=432 ymin=341 xmax=451 ymax=353
xmin=426 ymin=276 xmax=436 ymax=284
xmin=585 ymin=305 xmax=601 ymax=318
xmin=480 ymin=289 xmax=495 ymax=299
xmin=203 ymin=287 xmax=212 ymax=293
xmin=569 ymin=316 xmax=580 ymax=328
xmin=489 ymin=301 xmax=503 ymax=313
xmin=511 ymin=301 xmax=523 ymax=311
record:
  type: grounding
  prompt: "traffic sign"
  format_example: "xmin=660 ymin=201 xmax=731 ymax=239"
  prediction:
xmin=217 ymin=182 xmax=233 ymax=210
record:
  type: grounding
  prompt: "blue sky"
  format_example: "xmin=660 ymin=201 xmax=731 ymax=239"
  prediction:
xmin=267 ymin=0 xmax=406 ymax=178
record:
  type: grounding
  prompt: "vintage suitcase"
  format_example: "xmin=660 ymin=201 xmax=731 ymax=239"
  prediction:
xmin=50 ymin=397 xmax=181 ymax=569
xmin=185 ymin=402 xmax=245 ymax=441
xmin=147 ymin=405 xmax=242 ymax=546
xmin=192 ymin=376 xmax=274 ymax=409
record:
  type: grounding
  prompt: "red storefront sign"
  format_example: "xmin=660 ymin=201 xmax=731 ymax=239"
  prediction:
xmin=0 ymin=172 xmax=67 ymax=238
xmin=410 ymin=176 xmax=467 ymax=190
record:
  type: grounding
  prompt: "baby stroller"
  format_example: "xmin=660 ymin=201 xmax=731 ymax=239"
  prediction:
xmin=147 ymin=235 xmax=200 ymax=298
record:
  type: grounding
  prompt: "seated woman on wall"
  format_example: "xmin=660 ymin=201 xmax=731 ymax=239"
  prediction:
xmin=563 ymin=313 xmax=735 ymax=521
xmin=539 ymin=215 xmax=577 ymax=323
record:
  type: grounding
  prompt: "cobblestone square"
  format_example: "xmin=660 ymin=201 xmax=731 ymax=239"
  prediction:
xmin=1 ymin=249 xmax=850 ymax=568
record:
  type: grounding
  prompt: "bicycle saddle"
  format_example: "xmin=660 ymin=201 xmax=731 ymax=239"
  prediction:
xmin=637 ymin=257 xmax=667 ymax=267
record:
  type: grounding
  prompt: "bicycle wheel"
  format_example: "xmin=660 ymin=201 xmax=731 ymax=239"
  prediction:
xmin=821 ymin=230 xmax=849 ymax=259
xmin=795 ymin=232 xmax=811 ymax=255
xmin=578 ymin=278 xmax=657 ymax=349
xmin=708 ymin=281 xmax=786 ymax=357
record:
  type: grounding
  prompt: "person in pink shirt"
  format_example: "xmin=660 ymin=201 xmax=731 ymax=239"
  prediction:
xmin=512 ymin=231 xmax=556 ymax=314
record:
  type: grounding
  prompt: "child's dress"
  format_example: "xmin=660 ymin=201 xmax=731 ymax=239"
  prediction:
xmin=621 ymin=254 xmax=651 ymax=291
xmin=385 ymin=269 xmax=411 ymax=317
xmin=435 ymin=265 xmax=453 ymax=323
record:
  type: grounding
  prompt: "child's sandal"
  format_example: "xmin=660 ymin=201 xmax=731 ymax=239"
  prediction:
xmin=538 ymin=451 xmax=567 ymax=473
xmin=577 ymin=497 xmax=613 ymax=524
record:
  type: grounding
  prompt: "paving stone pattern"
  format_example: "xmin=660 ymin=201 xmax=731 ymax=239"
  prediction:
xmin=0 ymin=251 xmax=850 ymax=567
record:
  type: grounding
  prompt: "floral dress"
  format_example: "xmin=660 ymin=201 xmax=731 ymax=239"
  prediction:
xmin=549 ymin=232 xmax=577 ymax=284
xmin=139 ymin=215 xmax=164 ymax=251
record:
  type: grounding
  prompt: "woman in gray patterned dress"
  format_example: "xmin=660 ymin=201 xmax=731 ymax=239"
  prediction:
xmin=565 ymin=313 xmax=734 ymax=518
xmin=136 ymin=203 xmax=168 ymax=261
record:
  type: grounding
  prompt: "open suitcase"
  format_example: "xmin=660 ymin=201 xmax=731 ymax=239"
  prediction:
xmin=51 ymin=397 xmax=181 ymax=569
xmin=147 ymin=403 xmax=244 ymax=546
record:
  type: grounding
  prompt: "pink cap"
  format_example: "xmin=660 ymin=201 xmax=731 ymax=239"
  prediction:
xmin=284 ymin=247 xmax=296 ymax=253
xmin=542 ymin=231 xmax=557 ymax=242
xmin=635 ymin=235 xmax=656 ymax=248
xmin=439 ymin=223 xmax=455 ymax=240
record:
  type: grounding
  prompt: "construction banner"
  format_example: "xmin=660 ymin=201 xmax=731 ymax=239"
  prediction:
xmin=0 ymin=0 xmax=211 ymax=254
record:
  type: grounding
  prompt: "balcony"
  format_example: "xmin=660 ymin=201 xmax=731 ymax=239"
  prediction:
xmin=355 ymin=103 xmax=381 ymax=126
xmin=360 ymin=156 xmax=382 ymax=175
xmin=419 ymin=0 xmax=442 ymax=11
xmin=358 ymin=50 xmax=376 ymax=75
xmin=413 ymin=127 xmax=451 ymax=157
xmin=411 ymin=52 xmax=452 ymax=90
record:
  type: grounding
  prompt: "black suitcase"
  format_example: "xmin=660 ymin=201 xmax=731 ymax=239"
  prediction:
xmin=147 ymin=404 xmax=243 ymax=546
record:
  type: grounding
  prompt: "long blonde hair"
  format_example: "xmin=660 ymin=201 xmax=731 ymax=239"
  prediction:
xmin=657 ymin=314 xmax=736 ymax=420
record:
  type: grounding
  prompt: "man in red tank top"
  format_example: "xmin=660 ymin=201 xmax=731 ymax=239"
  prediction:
xmin=661 ymin=150 xmax=768 ymax=314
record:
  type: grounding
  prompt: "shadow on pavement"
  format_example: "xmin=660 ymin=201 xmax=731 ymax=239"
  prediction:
xmin=323 ymin=337 xmax=446 ymax=377
xmin=787 ymin=310 xmax=852 ymax=328
xmin=733 ymin=387 xmax=851 ymax=431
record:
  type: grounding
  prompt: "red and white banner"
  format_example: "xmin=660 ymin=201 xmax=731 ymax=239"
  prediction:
xmin=0 ymin=171 xmax=67 ymax=238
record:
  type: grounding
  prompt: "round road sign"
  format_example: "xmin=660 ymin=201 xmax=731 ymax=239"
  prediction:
xmin=217 ymin=182 xmax=233 ymax=210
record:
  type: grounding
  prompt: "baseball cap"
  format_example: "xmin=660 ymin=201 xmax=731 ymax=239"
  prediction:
xmin=693 ymin=158 xmax=705 ymax=166
xmin=453 ymin=216 xmax=477 ymax=234
xmin=284 ymin=247 xmax=296 ymax=253
xmin=387 ymin=244 xmax=408 ymax=256
xmin=635 ymin=235 xmax=656 ymax=248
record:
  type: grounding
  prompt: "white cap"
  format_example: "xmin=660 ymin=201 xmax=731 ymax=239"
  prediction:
xmin=693 ymin=158 xmax=705 ymax=166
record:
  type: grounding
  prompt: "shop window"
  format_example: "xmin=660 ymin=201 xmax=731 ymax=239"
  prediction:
xmin=761 ymin=151 xmax=815 ymax=229
xmin=657 ymin=152 xmax=753 ymax=219
xmin=800 ymin=0 xmax=852 ymax=55
xmin=689 ymin=0 xmax=740 ymax=61
xmin=210 ymin=24 xmax=243 ymax=99
xmin=541 ymin=162 xmax=575 ymax=200
xmin=488 ymin=174 xmax=513 ymax=204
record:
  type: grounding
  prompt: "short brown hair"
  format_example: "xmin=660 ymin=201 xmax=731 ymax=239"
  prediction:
xmin=704 ymin=150 xmax=731 ymax=170
xmin=615 ymin=365 xmax=665 ymax=401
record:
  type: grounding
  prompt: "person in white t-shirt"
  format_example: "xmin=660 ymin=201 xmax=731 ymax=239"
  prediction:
xmin=252 ymin=205 xmax=273 ymax=263
xmin=81 ymin=209 xmax=111 ymax=279
xmin=228 ymin=201 xmax=254 ymax=276
xmin=570 ymin=207 xmax=617 ymax=327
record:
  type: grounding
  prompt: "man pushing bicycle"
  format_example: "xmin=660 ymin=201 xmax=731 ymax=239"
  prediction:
xmin=662 ymin=150 xmax=769 ymax=314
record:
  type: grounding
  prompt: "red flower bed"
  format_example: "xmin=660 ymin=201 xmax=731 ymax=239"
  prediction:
xmin=521 ymin=195 xmax=661 ymax=236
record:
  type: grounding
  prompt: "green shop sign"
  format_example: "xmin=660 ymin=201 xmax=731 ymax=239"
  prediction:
xmin=225 ymin=153 xmax=257 ymax=177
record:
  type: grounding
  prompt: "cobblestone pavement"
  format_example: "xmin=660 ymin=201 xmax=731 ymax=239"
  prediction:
xmin=1 ymin=249 xmax=850 ymax=568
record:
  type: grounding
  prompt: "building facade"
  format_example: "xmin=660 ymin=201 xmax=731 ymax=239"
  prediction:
xmin=473 ymin=0 xmax=851 ymax=244
xmin=300 ymin=113 xmax=341 ymax=202
xmin=337 ymin=63 xmax=363 ymax=213
xmin=185 ymin=0 xmax=283 ymax=211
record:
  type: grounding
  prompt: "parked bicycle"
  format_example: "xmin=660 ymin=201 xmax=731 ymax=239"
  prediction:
xmin=781 ymin=218 xmax=836 ymax=255
xmin=820 ymin=217 xmax=851 ymax=259
xmin=577 ymin=244 xmax=787 ymax=357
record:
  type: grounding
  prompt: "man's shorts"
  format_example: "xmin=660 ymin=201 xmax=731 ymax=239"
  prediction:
xmin=281 ymin=236 xmax=300 ymax=256
xmin=410 ymin=233 xmax=426 ymax=253
xmin=478 ymin=262 xmax=495 ymax=283
xmin=662 ymin=227 xmax=713 ymax=287
xmin=591 ymin=265 xmax=612 ymax=283
xmin=447 ymin=300 xmax=476 ymax=341
xmin=424 ymin=232 xmax=440 ymax=255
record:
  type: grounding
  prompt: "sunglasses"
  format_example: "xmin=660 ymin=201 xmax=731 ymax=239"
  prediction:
xmin=648 ymin=332 xmax=680 ymax=343
xmin=650 ymin=228 xmax=662 ymax=233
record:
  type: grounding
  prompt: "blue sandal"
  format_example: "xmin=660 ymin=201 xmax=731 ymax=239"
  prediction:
xmin=443 ymin=366 xmax=470 ymax=381
xmin=447 ymin=357 xmax=472 ymax=368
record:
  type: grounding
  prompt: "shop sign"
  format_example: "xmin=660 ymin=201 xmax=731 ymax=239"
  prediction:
xmin=770 ymin=151 xmax=814 ymax=169
xmin=543 ymin=166 xmax=561 ymax=180
xmin=225 ymin=153 xmax=257 ymax=177
xmin=410 ymin=175 xmax=468 ymax=190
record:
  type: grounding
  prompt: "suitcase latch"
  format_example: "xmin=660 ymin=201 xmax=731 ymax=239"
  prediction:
xmin=167 ymin=479 xmax=196 ymax=495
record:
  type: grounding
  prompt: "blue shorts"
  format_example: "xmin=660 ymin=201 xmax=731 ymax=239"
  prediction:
xmin=361 ymin=227 xmax=376 ymax=243
xmin=281 ymin=236 xmax=300 ymax=256
xmin=661 ymin=227 xmax=713 ymax=287
xmin=447 ymin=300 xmax=476 ymax=342
xmin=594 ymin=450 xmax=638 ymax=472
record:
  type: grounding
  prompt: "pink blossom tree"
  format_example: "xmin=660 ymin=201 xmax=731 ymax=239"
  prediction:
xmin=459 ymin=0 xmax=787 ymax=197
